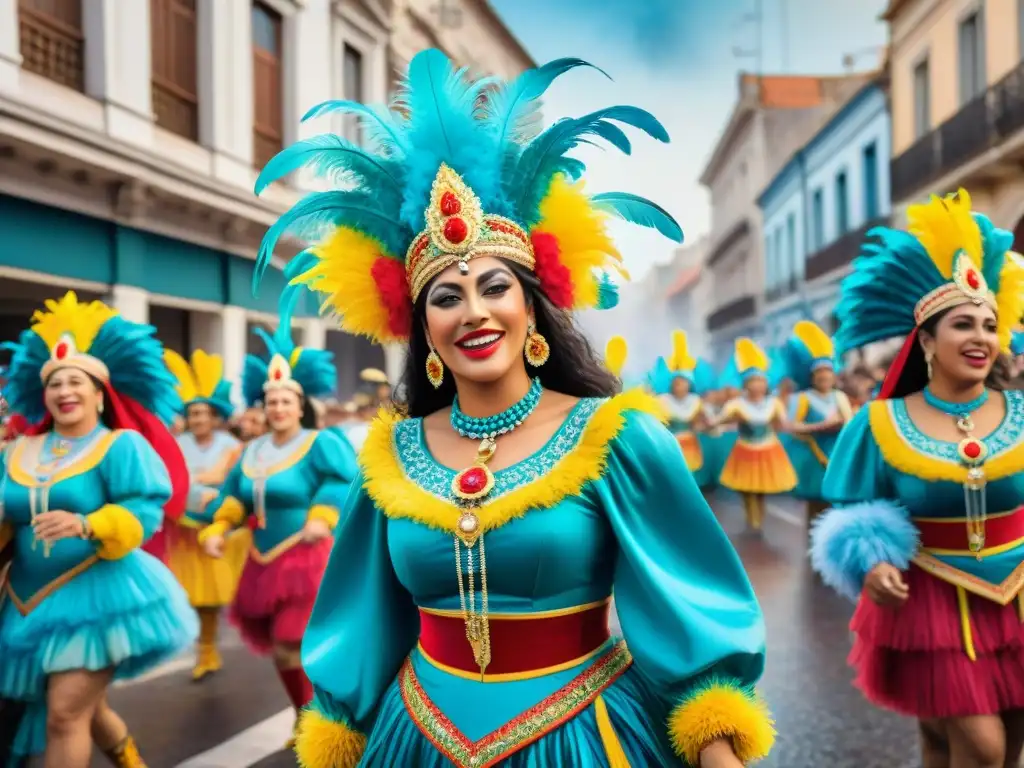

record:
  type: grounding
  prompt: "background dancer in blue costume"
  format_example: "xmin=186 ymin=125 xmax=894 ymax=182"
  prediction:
xmin=196 ymin=285 xmax=358 ymax=742
xmin=0 ymin=292 xmax=196 ymax=768
xmin=254 ymin=48 xmax=774 ymax=768
xmin=779 ymin=321 xmax=853 ymax=529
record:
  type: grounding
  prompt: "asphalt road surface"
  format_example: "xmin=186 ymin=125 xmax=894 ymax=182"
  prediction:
xmin=85 ymin=491 xmax=918 ymax=768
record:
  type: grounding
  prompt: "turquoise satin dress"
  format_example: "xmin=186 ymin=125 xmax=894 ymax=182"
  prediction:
xmin=821 ymin=391 xmax=1024 ymax=596
xmin=788 ymin=390 xmax=852 ymax=501
xmin=0 ymin=428 xmax=196 ymax=763
xmin=300 ymin=392 xmax=773 ymax=767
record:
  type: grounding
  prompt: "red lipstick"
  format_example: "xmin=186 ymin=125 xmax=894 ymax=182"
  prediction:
xmin=455 ymin=329 xmax=505 ymax=360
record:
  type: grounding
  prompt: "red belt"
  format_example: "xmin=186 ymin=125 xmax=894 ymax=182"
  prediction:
xmin=915 ymin=505 xmax=1024 ymax=551
xmin=418 ymin=600 xmax=611 ymax=676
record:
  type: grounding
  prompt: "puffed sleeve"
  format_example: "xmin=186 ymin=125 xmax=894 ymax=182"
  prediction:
xmin=594 ymin=411 xmax=774 ymax=766
xmin=811 ymin=405 xmax=919 ymax=601
xmin=295 ymin=481 xmax=419 ymax=768
xmin=195 ymin=461 xmax=248 ymax=543
xmin=91 ymin=430 xmax=173 ymax=559
xmin=305 ymin=430 xmax=359 ymax=530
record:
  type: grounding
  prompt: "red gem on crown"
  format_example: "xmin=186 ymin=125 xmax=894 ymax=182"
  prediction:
xmin=440 ymin=192 xmax=461 ymax=216
xmin=457 ymin=466 xmax=488 ymax=495
xmin=54 ymin=342 xmax=68 ymax=360
xmin=963 ymin=440 xmax=982 ymax=460
xmin=444 ymin=217 xmax=468 ymax=244
xmin=273 ymin=369 xmax=283 ymax=380
xmin=965 ymin=269 xmax=980 ymax=290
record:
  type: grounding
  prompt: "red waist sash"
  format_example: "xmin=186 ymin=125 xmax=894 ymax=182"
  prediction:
xmin=915 ymin=505 xmax=1024 ymax=551
xmin=417 ymin=600 xmax=611 ymax=676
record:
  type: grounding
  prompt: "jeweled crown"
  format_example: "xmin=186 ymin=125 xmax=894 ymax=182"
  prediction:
xmin=405 ymin=165 xmax=535 ymax=301
xmin=913 ymin=250 xmax=995 ymax=325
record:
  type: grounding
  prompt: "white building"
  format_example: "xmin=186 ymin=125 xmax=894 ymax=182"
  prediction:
xmin=0 ymin=0 xmax=532 ymax=400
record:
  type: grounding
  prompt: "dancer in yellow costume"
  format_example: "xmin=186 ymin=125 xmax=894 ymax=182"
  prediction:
xmin=712 ymin=338 xmax=797 ymax=530
xmin=164 ymin=349 xmax=251 ymax=681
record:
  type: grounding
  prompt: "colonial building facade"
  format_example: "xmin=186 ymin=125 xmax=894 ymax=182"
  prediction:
xmin=0 ymin=0 xmax=532 ymax=400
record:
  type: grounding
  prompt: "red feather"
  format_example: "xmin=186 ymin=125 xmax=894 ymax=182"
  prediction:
xmin=531 ymin=231 xmax=574 ymax=309
xmin=371 ymin=256 xmax=413 ymax=338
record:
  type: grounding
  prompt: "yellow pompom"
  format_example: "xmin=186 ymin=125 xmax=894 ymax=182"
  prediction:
xmin=668 ymin=682 xmax=775 ymax=765
xmin=294 ymin=708 xmax=366 ymax=768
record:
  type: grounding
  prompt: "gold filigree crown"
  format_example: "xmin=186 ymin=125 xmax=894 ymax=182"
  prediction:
xmin=913 ymin=250 xmax=996 ymax=325
xmin=404 ymin=165 xmax=535 ymax=301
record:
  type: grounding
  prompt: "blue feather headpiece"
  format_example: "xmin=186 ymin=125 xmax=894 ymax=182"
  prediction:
xmin=253 ymin=49 xmax=683 ymax=345
xmin=163 ymin=349 xmax=236 ymax=420
xmin=834 ymin=190 xmax=1024 ymax=357
xmin=1012 ymin=328 xmax=1024 ymax=356
xmin=242 ymin=285 xmax=337 ymax=408
xmin=778 ymin=321 xmax=838 ymax=391
xmin=2 ymin=292 xmax=181 ymax=426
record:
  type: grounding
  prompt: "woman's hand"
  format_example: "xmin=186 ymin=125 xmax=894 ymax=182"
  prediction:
xmin=302 ymin=517 xmax=332 ymax=543
xmin=864 ymin=563 xmax=910 ymax=607
xmin=699 ymin=738 xmax=743 ymax=768
xmin=202 ymin=534 xmax=225 ymax=558
xmin=32 ymin=511 xmax=86 ymax=544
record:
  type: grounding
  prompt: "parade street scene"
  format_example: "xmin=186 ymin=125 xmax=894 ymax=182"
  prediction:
xmin=3 ymin=1 xmax=1024 ymax=767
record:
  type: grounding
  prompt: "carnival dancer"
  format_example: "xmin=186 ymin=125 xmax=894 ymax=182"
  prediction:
xmin=648 ymin=330 xmax=714 ymax=490
xmin=0 ymin=292 xmax=196 ymax=768
xmin=810 ymin=190 xmax=1024 ymax=766
xmin=163 ymin=349 xmax=249 ymax=682
xmin=712 ymin=338 xmax=797 ymax=531
xmin=256 ymin=48 xmax=774 ymax=768
xmin=195 ymin=286 xmax=358 ymax=733
xmin=781 ymin=321 xmax=853 ymax=528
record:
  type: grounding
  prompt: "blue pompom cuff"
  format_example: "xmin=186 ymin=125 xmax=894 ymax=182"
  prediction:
xmin=809 ymin=500 xmax=919 ymax=601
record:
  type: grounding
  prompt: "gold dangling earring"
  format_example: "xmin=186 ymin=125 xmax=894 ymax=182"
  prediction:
xmin=524 ymin=322 xmax=550 ymax=368
xmin=425 ymin=342 xmax=444 ymax=389
xmin=925 ymin=350 xmax=934 ymax=380
xmin=97 ymin=400 xmax=104 ymax=415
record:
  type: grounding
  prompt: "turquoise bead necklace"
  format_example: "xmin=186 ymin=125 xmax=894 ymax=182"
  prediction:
xmin=450 ymin=376 xmax=543 ymax=440
xmin=923 ymin=386 xmax=989 ymax=417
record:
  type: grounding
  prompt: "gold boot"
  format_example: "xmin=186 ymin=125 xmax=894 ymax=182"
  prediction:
xmin=104 ymin=735 xmax=147 ymax=768
xmin=192 ymin=609 xmax=223 ymax=681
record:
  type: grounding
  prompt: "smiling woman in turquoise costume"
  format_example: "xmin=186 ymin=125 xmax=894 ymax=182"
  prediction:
xmin=194 ymin=284 xmax=358 ymax=736
xmin=251 ymin=48 xmax=775 ymax=768
xmin=778 ymin=321 xmax=852 ymax=528
xmin=0 ymin=291 xmax=196 ymax=768
xmin=810 ymin=191 xmax=1024 ymax=766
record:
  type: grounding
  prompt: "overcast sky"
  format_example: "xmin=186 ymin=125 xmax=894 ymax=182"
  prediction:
xmin=487 ymin=0 xmax=888 ymax=278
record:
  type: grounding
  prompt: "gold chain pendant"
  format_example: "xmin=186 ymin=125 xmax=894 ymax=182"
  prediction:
xmin=955 ymin=414 xmax=988 ymax=560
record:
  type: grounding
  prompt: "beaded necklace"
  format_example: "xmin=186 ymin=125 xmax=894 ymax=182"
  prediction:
xmin=446 ymin=377 xmax=544 ymax=678
xmin=923 ymin=386 xmax=991 ymax=558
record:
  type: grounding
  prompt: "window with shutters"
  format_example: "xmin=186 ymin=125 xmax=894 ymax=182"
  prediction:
xmin=18 ymin=0 xmax=84 ymax=91
xmin=151 ymin=0 xmax=199 ymax=140
xmin=252 ymin=2 xmax=283 ymax=169
xmin=342 ymin=43 xmax=364 ymax=145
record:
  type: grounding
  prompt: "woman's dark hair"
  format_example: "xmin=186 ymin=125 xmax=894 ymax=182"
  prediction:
xmin=886 ymin=306 xmax=1010 ymax=398
xmin=43 ymin=370 xmax=117 ymax=429
xmin=397 ymin=261 xmax=620 ymax=418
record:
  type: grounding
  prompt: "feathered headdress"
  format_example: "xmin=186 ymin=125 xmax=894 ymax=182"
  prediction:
xmin=835 ymin=190 xmax=1024 ymax=357
xmin=734 ymin=337 xmax=769 ymax=382
xmin=252 ymin=49 xmax=683 ymax=344
xmin=779 ymin=321 xmax=836 ymax=391
xmin=604 ymin=336 xmax=628 ymax=378
xmin=1012 ymin=327 xmax=1024 ymax=356
xmin=3 ymin=292 xmax=181 ymax=425
xmin=164 ymin=349 xmax=235 ymax=419
xmin=241 ymin=286 xmax=337 ymax=407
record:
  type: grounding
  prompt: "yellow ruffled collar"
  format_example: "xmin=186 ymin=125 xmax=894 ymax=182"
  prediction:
xmin=360 ymin=388 xmax=666 ymax=535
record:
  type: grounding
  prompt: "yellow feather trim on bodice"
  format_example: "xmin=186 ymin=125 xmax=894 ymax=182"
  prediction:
xmin=360 ymin=388 xmax=667 ymax=535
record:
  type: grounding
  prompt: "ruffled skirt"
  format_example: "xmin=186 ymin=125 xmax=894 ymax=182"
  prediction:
xmin=229 ymin=538 xmax=331 ymax=654
xmin=361 ymin=661 xmax=678 ymax=766
xmin=0 ymin=551 xmax=197 ymax=761
xmin=676 ymin=433 xmax=712 ymax=490
xmin=719 ymin=438 xmax=797 ymax=495
xmin=850 ymin=564 xmax=1024 ymax=718
xmin=166 ymin=524 xmax=250 ymax=608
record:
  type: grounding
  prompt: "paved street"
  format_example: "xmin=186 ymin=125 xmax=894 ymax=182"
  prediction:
xmin=90 ymin=492 xmax=917 ymax=768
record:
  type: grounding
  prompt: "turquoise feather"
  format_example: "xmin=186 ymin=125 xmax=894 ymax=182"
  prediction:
xmin=254 ymin=134 xmax=405 ymax=197
xmin=590 ymin=192 xmax=683 ymax=243
xmin=596 ymin=273 xmax=619 ymax=309
xmin=300 ymin=100 xmax=409 ymax=155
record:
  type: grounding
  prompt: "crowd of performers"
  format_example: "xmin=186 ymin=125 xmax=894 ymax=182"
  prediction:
xmin=2 ymin=46 xmax=1024 ymax=768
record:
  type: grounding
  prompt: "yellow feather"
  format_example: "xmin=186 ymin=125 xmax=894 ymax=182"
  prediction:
xmin=535 ymin=176 xmax=624 ymax=310
xmin=670 ymin=330 xmax=695 ymax=372
xmin=792 ymin=320 xmax=834 ymax=359
xmin=294 ymin=708 xmax=366 ymax=768
xmin=163 ymin=349 xmax=198 ymax=402
xmin=190 ymin=349 xmax=224 ymax=399
xmin=604 ymin=336 xmax=628 ymax=377
xmin=292 ymin=227 xmax=401 ymax=343
xmin=907 ymin=188 xmax=983 ymax=278
xmin=668 ymin=683 xmax=775 ymax=765
xmin=29 ymin=291 xmax=117 ymax=353
xmin=996 ymin=254 xmax=1024 ymax=353
xmin=734 ymin=337 xmax=768 ymax=372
